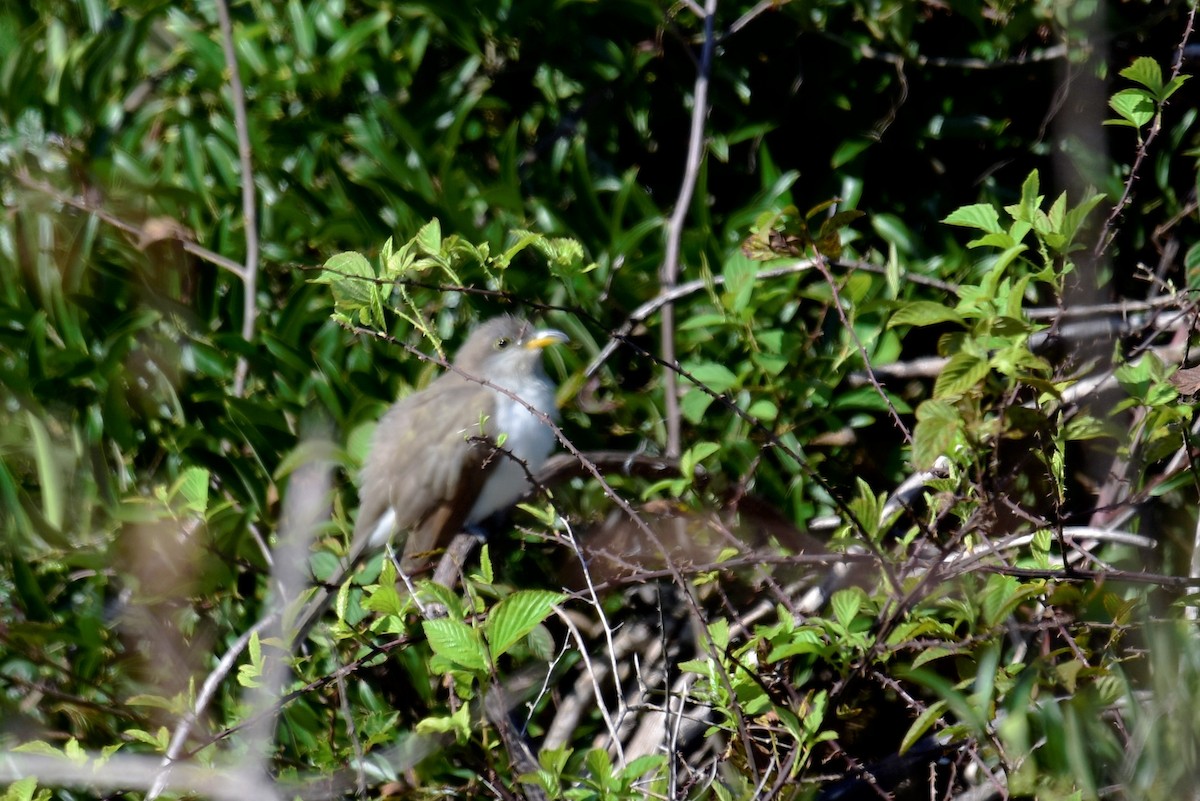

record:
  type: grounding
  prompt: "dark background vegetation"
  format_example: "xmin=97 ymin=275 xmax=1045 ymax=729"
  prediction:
xmin=3 ymin=0 xmax=1200 ymax=799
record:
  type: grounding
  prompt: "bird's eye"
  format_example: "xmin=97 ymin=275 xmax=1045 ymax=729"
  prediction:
xmin=494 ymin=337 xmax=511 ymax=350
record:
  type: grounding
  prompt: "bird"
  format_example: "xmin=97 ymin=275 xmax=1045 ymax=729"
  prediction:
xmin=289 ymin=315 xmax=568 ymax=641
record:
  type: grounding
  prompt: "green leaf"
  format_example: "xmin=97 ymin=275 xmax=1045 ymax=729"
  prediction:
xmin=681 ymin=441 xmax=721 ymax=479
xmin=236 ymin=632 xmax=265 ymax=688
xmin=942 ymin=203 xmax=1003 ymax=233
xmin=1119 ymin=56 xmax=1163 ymax=94
xmin=888 ymin=301 xmax=965 ymax=328
xmin=913 ymin=400 xmax=961 ymax=469
xmin=173 ymin=467 xmax=210 ymax=514
xmin=525 ymin=623 xmax=556 ymax=661
xmin=831 ymin=587 xmax=865 ymax=629
xmin=486 ymin=590 xmax=565 ymax=658
xmin=1161 ymin=74 xmax=1189 ymax=102
xmin=682 ymin=361 xmax=739 ymax=393
xmin=317 ymin=251 xmax=376 ymax=307
xmin=2 ymin=776 xmax=39 ymax=801
xmin=747 ymin=398 xmax=778 ymax=422
xmin=585 ymin=747 xmax=615 ymax=789
xmin=872 ymin=212 xmax=917 ymax=255
xmin=934 ymin=351 xmax=991 ymax=399
xmin=1002 ymin=170 xmax=1041 ymax=224
xmin=681 ymin=388 xmax=715 ymax=423
xmin=1106 ymin=88 xmax=1155 ymax=128
xmin=423 ymin=618 xmax=489 ymax=672
xmin=900 ymin=699 xmax=949 ymax=754
xmin=831 ymin=137 xmax=872 ymax=168
xmin=25 ymin=412 xmax=63 ymax=530
xmin=11 ymin=554 xmax=52 ymax=622
xmin=414 ymin=218 xmax=443 ymax=256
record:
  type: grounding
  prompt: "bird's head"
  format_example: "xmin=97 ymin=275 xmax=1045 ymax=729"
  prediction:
xmin=453 ymin=315 xmax=569 ymax=385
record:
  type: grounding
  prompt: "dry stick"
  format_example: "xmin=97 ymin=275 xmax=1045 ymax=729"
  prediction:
xmin=12 ymin=170 xmax=248 ymax=280
xmin=558 ymin=517 xmax=630 ymax=738
xmin=584 ymin=255 xmax=955 ymax=379
xmin=240 ymin=450 xmax=333 ymax=793
xmin=553 ymin=607 xmax=627 ymax=764
xmin=149 ymin=450 xmax=330 ymax=800
xmin=723 ymin=0 xmax=777 ymax=38
xmin=214 ymin=0 xmax=260 ymax=397
xmin=0 ymin=752 xmax=280 ymax=801
xmin=659 ymin=0 xmax=718 ymax=460
xmin=811 ymin=254 xmax=912 ymax=443
xmin=853 ymin=40 xmax=1069 ymax=70
xmin=146 ymin=615 xmax=275 ymax=799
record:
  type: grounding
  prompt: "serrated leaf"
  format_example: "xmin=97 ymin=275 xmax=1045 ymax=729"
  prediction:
xmin=888 ymin=301 xmax=966 ymax=328
xmin=486 ymin=590 xmax=565 ymax=658
xmin=1107 ymin=88 xmax=1155 ymax=128
xmin=1119 ymin=56 xmax=1163 ymax=94
xmin=414 ymin=217 xmax=442 ymax=254
xmin=423 ymin=618 xmax=489 ymax=671
xmin=3 ymin=776 xmax=38 ymax=801
xmin=478 ymin=544 xmax=494 ymax=584
xmin=318 ymin=251 xmax=376 ymax=307
xmin=911 ymin=646 xmax=954 ymax=669
xmin=1161 ymin=74 xmax=1189 ymax=101
xmin=174 ymin=466 xmax=209 ymax=514
xmin=942 ymin=203 xmax=1003 ymax=233
xmin=525 ymin=622 xmax=556 ymax=661
xmin=831 ymin=588 xmax=865 ymax=628
xmin=933 ymin=351 xmax=990 ymax=399
xmin=913 ymin=400 xmax=961 ymax=469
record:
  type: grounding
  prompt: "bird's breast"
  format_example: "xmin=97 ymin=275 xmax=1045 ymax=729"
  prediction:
xmin=466 ymin=380 xmax=558 ymax=523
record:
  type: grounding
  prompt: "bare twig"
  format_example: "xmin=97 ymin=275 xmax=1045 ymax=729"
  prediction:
xmin=1094 ymin=3 xmax=1197 ymax=259
xmin=214 ymin=0 xmax=260 ymax=396
xmin=811 ymin=255 xmax=912 ymax=443
xmin=240 ymin=441 xmax=332 ymax=790
xmin=660 ymin=0 xmax=719 ymax=459
xmin=146 ymin=614 xmax=275 ymax=799
xmin=0 ymin=752 xmax=281 ymax=801
xmin=12 ymin=169 xmax=248 ymax=280
xmin=559 ymin=517 xmax=629 ymax=736
xmin=587 ymin=258 xmax=817 ymax=379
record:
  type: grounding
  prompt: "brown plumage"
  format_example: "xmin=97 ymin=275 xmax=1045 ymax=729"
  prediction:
xmin=290 ymin=315 xmax=567 ymax=641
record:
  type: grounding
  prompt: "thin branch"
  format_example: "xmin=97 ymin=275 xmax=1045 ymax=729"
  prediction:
xmin=1093 ymin=3 xmax=1197 ymax=259
xmin=0 ymin=752 xmax=281 ymax=801
xmin=559 ymin=516 xmax=629 ymax=747
xmin=12 ymin=169 xmax=248 ymax=280
xmin=214 ymin=0 xmax=260 ymax=396
xmin=723 ymin=0 xmax=780 ymax=39
xmin=240 ymin=440 xmax=333 ymax=792
xmin=587 ymin=258 xmax=817 ymax=379
xmin=812 ymin=255 xmax=912 ymax=443
xmin=853 ymin=40 xmax=1070 ymax=70
xmin=660 ymin=0 xmax=718 ymax=459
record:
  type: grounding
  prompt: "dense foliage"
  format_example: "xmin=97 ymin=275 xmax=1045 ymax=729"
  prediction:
xmin=3 ymin=1 xmax=1200 ymax=799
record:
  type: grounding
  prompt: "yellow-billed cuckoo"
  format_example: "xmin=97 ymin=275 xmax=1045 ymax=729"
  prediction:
xmin=290 ymin=316 xmax=567 ymax=640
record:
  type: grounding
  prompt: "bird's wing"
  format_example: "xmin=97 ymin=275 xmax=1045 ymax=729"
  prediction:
xmin=353 ymin=378 xmax=499 ymax=573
